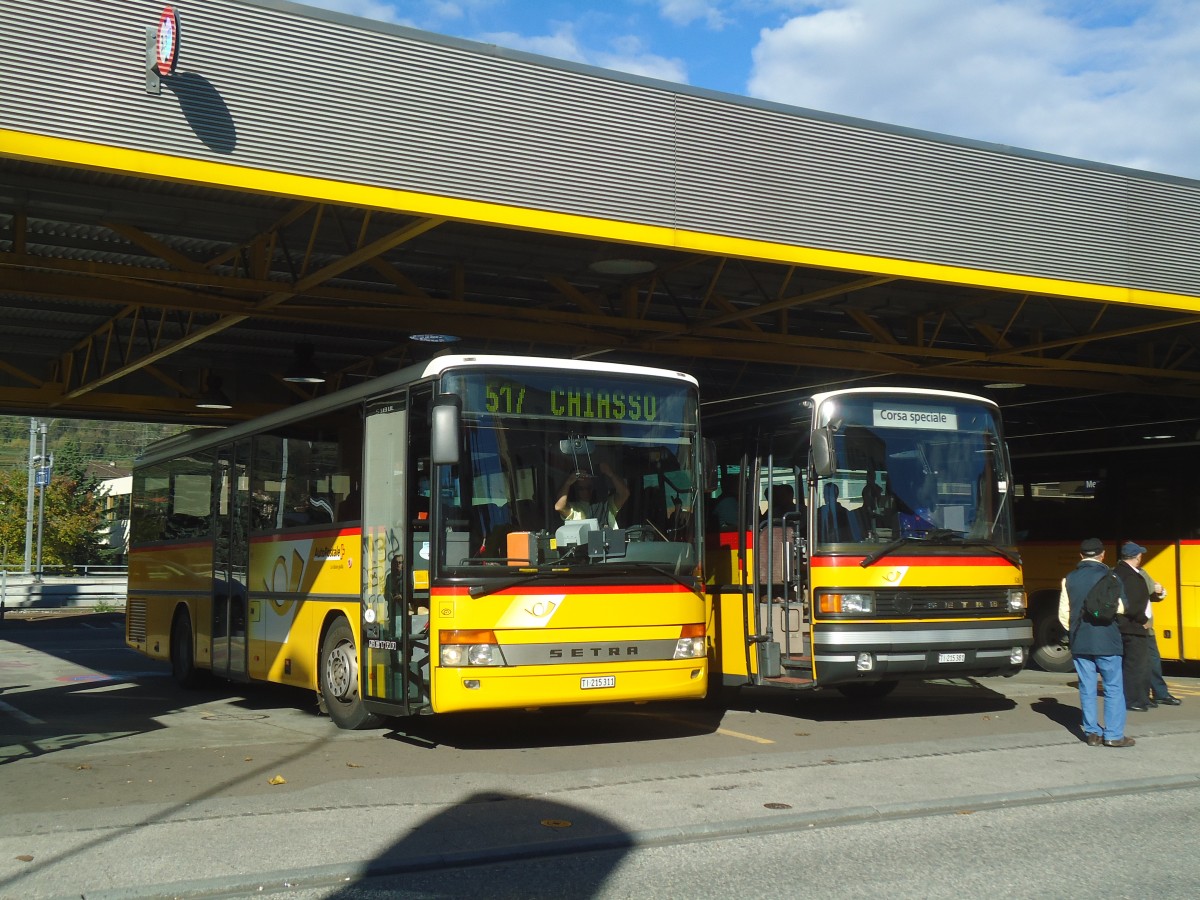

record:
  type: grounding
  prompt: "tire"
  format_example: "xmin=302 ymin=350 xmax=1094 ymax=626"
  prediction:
xmin=319 ymin=617 xmax=381 ymax=730
xmin=836 ymin=680 xmax=899 ymax=700
xmin=170 ymin=610 xmax=202 ymax=689
xmin=1030 ymin=603 xmax=1073 ymax=673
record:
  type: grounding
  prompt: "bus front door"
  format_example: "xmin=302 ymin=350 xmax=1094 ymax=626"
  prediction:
xmin=213 ymin=439 xmax=250 ymax=680
xmin=360 ymin=396 xmax=427 ymax=715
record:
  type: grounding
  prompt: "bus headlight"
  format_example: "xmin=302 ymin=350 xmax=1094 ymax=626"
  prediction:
xmin=1007 ymin=589 xmax=1027 ymax=612
xmin=440 ymin=630 xmax=505 ymax=667
xmin=673 ymin=623 xmax=706 ymax=659
xmin=819 ymin=592 xmax=874 ymax=614
xmin=467 ymin=643 xmax=501 ymax=666
xmin=440 ymin=644 xmax=466 ymax=667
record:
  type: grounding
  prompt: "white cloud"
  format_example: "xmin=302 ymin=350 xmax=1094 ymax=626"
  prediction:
xmin=304 ymin=0 xmax=497 ymax=28
xmin=482 ymin=25 xmax=689 ymax=83
xmin=746 ymin=0 xmax=1200 ymax=178
xmin=656 ymin=0 xmax=731 ymax=29
xmin=305 ymin=1 xmax=410 ymax=25
xmin=481 ymin=25 xmax=590 ymax=64
xmin=599 ymin=34 xmax=690 ymax=82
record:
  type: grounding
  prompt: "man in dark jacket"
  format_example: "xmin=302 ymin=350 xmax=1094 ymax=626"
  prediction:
xmin=1114 ymin=541 xmax=1152 ymax=712
xmin=1057 ymin=538 xmax=1134 ymax=747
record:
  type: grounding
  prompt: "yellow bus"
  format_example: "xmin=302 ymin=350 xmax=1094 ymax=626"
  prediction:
xmin=1015 ymin=441 xmax=1200 ymax=672
xmin=127 ymin=355 xmax=709 ymax=728
xmin=706 ymin=387 xmax=1031 ymax=699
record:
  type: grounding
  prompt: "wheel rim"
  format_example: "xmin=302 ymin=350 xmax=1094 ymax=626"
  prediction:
xmin=325 ymin=639 xmax=358 ymax=701
xmin=1033 ymin=613 xmax=1071 ymax=665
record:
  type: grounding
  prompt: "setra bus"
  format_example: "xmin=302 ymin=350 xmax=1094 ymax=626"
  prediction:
xmin=1014 ymin=440 xmax=1200 ymax=672
xmin=127 ymin=355 xmax=709 ymax=728
xmin=705 ymin=386 xmax=1031 ymax=699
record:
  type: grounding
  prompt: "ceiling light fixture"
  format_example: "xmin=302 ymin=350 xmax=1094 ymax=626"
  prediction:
xmin=409 ymin=333 xmax=461 ymax=343
xmin=195 ymin=374 xmax=232 ymax=410
xmin=282 ymin=343 xmax=326 ymax=384
xmin=589 ymin=257 xmax=656 ymax=276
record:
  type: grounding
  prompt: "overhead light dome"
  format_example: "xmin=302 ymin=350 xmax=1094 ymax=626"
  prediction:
xmin=589 ymin=258 xmax=656 ymax=275
xmin=283 ymin=343 xmax=326 ymax=384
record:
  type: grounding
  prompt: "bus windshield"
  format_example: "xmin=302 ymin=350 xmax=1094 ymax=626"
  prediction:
xmin=812 ymin=393 xmax=1014 ymax=551
xmin=436 ymin=368 xmax=701 ymax=577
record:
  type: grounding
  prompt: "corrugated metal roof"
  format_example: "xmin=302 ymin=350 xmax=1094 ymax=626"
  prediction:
xmin=0 ymin=0 xmax=1198 ymax=457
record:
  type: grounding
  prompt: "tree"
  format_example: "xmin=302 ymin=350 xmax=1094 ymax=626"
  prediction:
xmin=0 ymin=445 xmax=107 ymax=572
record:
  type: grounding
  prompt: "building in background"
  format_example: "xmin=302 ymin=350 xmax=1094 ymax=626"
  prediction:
xmin=92 ymin=462 xmax=131 ymax=565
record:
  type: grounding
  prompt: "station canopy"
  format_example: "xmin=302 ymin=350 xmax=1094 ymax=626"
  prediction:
xmin=2 ymin=0 xmax=1199 ymax=460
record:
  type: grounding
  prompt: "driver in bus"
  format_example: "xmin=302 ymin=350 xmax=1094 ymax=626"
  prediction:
xmin=555 ymin=462 xmax=629 ymax=527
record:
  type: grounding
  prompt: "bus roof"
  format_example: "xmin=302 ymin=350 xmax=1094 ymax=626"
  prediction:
xmin=808 ymin=385 xmax=998 ymax=411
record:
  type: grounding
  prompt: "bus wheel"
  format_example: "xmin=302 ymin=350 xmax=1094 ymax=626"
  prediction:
xmin=319 ymin=618 xmax=381 ymax=730
xmin=836 ymin=680 xmax=898 ymax=700
xmin=1030 ymin=606 xmax=1073 ymax=673
xmin=170 ymin=610 xmax=202 ymax=689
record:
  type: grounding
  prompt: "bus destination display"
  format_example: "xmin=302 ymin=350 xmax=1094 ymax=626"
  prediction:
xmin=872 ymin=403 xmax=958 ymax=430
xmin=482 ymin=378 xmax=669 ymax=422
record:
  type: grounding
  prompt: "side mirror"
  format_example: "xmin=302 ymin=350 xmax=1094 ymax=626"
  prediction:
xmin=431 ymin=394 xmax=461 ymax=465
xmin=811 ymin=429 xmax=835 ymax=477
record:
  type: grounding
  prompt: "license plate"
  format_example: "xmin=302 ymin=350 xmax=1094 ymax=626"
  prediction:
xmin=580 ymin=676 xmax=616 ymax=690
xmin=938 ymin=652 xmax=966 ymax=664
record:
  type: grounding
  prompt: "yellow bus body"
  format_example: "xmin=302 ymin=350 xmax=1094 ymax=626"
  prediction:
xmin=130 ymin=533 xmax=707 ymax=710
xmin=708 ymin=532 xmax=1027 ymax=685
xmin=418 ymin=584 xmax=705 ymax=713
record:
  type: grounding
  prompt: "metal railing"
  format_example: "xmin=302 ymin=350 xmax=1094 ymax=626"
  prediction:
xmin=0 ymin=564 xmax=128 ymax=578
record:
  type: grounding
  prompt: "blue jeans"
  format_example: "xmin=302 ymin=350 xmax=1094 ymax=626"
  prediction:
xmin=1073 ymin=653 xmax=1126 ymax=741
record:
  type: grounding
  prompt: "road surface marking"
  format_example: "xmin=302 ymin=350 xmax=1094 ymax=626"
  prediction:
xmin=715 ymin=726 xmax=775 ymax=744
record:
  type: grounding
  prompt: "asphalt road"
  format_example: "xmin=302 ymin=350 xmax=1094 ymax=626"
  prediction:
xmin=2 ymin=611 xmax=1199 ymax=899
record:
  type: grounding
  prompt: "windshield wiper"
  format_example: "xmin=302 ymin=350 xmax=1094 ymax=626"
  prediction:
xmin=913 ymin=529 xmax=1021 ymax=565
xmin=859 ymin=531 xmax=1020 ymax=567
xmin=606 ymin=561 xmax=697 ymax=590
xmin=466 ymin=554 xmax=697 ymax=597
xmin=467 ymin=563 xmax=573 ymax=597
xmin=859 ymin=535 xmax=926 ymax=568
xmin=957 ymin=538 xmax=1021 ymax=566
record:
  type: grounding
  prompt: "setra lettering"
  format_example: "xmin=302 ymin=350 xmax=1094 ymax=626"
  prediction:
xmin=548 ymin=646 xmax=641 ymax=659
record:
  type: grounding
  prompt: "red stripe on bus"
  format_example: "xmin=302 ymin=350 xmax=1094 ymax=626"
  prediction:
xmin=811 ymin=555 xmax=1016 ymax=567
xmin=250 ymin=527 xmax=361 ymax=543
xmin=434 ymin=583 xmax=694 ymax=596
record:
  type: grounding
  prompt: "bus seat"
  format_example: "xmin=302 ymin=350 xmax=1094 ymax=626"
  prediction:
xmin=757 ymin=521 xmax=796 ymax=600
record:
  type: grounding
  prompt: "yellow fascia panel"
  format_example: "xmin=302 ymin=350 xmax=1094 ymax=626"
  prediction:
xmin=5 ymin=129 xmax=1199 ymax=314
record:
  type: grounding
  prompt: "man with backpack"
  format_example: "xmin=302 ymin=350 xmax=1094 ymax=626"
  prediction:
xmin=1057 ymin=537 xmax=1135 ymax=747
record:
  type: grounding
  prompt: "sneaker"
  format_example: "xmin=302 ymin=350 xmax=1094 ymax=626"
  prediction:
xmin=1103 ymin=736 xmax=1136 ymax=748
xmin=1085 ymin=733 xmax=1102 ymax=747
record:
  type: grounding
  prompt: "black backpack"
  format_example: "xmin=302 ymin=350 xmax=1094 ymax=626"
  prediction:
xmin=1081 ymin=570 xmax=1121 ymax=626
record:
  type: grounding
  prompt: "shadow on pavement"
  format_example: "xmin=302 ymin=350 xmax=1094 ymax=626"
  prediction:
xmin=1030 ymin=694 xmax=1085 ymax=741
xmin=320 ymin=793 xmax=633 ymax=898
xmin=726 ymin=677 xmax=1017 ymax=723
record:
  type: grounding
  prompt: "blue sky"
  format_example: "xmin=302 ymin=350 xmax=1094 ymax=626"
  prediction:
xmin=305 ymin=0 xmax=1199 ymax=179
